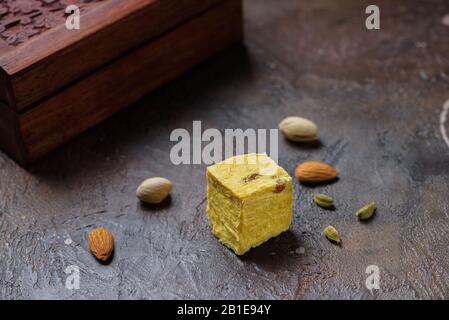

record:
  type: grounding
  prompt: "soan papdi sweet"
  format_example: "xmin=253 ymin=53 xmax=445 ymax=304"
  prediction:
xmin=206 ymin=153 xmax=292 ymax=255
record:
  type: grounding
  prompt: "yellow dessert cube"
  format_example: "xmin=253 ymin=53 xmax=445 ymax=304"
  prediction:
xmin=206 ymin=153 xmax=293 ymax=255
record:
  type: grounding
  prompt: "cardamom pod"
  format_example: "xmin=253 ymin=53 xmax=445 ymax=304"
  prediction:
xmin=324 ymin=225 xmax=341 ymax=244
xmin=313 ymin=194 xmax=334 ymax=209
xmin=356 ymin=202 xmax=376 ymax=220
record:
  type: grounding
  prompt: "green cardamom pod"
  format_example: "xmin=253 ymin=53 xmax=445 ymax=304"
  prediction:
xmin=324 ymin=225 xmax=341 ymax=244
xmin=313 ymin=194 xmax=334 ymax=209
xmin=356 ymin=202 xmax=376 ymax=220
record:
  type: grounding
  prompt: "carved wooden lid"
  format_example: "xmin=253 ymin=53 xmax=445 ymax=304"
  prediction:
xmin=0 ymin=0 xmax=222 ymax=111
xmin=0 ymin=1 xmax=105 ymax=49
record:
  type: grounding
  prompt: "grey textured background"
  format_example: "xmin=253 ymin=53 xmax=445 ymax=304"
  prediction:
xmin=1 ymin=0 xmax=449 ymax=299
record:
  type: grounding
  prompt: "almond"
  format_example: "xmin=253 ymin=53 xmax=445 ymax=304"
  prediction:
xmin=279 ymin=116 xmax=318 ymax=142
xmin=295 ymin=161 xmax=337 ymax=183
xmin=136 ymin=177 xmax=172 ymax=204
xmin=88 ymin=227 xmax=114 ymax=262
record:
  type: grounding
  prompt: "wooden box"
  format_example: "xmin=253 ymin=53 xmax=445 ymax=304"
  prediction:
xmin=0 ymin=0 xmax=243 ymax=164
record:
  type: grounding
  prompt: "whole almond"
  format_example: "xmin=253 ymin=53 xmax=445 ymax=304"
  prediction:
xmin=279 ymin=116 xmax=318 ymax=142
xmin=136 ymin=177 xmax=172 ymax=204
xmin=88 ymin=227 xmax=114 ymax=262
xmin=295 ymin=161 xmax=337 ymax=183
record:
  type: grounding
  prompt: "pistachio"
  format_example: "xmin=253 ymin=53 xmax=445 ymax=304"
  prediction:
xmin=279 ymin=116 xmax=318 ymax=142
xmin=136 ymin=177 xmax=172 ymax=204
xmin=324 ymin=225 xmax=341 ymax=244
xmin=356 ymin=202 xmax=376 ymax=220
xmin=243 ymin=173 xmax=261 ymax=183
xmin=313 ymin=194 xmax=334 ymax=209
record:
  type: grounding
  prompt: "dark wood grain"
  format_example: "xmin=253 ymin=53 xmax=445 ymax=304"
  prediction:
xmin=0 ymin=102 xmax=26 ymax=164
xmin=0 ymin=0 xmax=224 ymax=111
xmin=19 ymin=0 xmax=242 ymax=163
xmin=0 ymin=0 xmax=243 ymax=164
xmin=1 ymin=0 xmax=449 ymax=299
